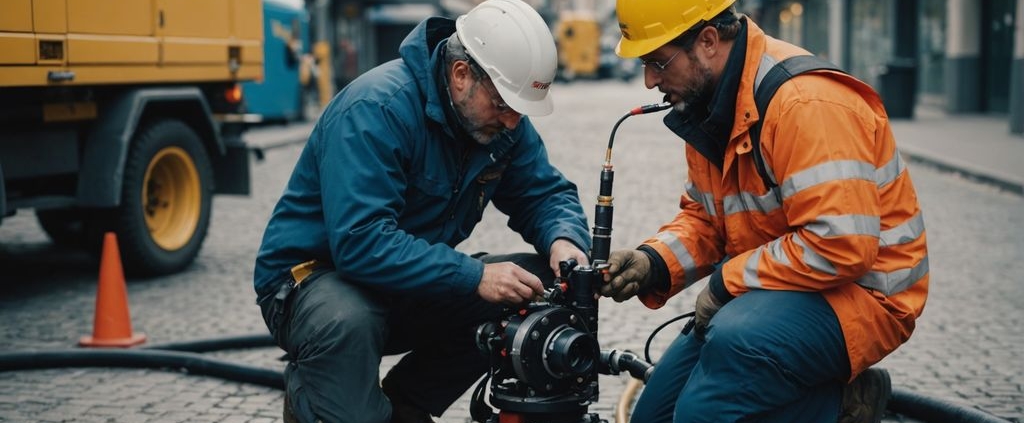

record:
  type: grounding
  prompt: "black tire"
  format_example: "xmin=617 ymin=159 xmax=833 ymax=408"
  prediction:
xmin=114 ymin=120 xmax=213 ymax=277
xmin=35 ymin=208 xmax=88 ymax=248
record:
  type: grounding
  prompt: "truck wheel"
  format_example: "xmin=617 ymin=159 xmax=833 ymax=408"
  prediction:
xmin=36 ymin=208 xmax=87 ymax=248
xmin=117 ymin=120 xmax=213 ymax=276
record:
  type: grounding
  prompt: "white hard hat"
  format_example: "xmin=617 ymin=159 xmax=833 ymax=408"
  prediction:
xmin=456 ymin=0 xmax=556 ymax=116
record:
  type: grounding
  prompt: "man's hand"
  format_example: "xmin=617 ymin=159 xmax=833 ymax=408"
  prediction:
xmin=599 ymin=249 xmax=651 ymax=302
xmin=477 ymin=262 xmax=545 ymax=305
xmin=693 ymin=285 xmax=725 ymax=341
xmin=549 ymin=238 xmax=589 ymax=277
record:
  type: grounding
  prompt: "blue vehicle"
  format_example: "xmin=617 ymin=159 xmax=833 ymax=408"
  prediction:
xmin=242 ymin=0 xmax=315 ymax=123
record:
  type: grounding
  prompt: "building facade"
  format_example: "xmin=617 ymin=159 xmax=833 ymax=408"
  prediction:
xmin=303 ymin=0 xmax=1022 ymax=136
xmin=742 ymin=0 xmax=1022 ymax=136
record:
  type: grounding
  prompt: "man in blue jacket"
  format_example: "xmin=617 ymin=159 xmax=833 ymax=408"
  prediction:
xmin=254 ymin=1 xmax=591 ymax=422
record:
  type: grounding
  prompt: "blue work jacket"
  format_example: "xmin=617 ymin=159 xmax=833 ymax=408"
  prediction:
xmin=254 ymin=17 xmax=591 ymax=298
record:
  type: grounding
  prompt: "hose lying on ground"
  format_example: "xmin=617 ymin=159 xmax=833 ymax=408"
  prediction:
xmin=0 ymin=334 xmax=283 ymax=390
xmin=889 ymin=387 xmax=1012 ymax=423
xmin=0 ymin=334 xmax=1013 ymax=423
xmin=0 ymin=348 xmax=284 ymax=390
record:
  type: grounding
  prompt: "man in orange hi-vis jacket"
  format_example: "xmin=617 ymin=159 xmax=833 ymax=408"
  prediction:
xmin=599 ymin=1 xmax=929 ymax=422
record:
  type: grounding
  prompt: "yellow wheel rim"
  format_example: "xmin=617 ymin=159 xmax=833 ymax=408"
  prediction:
xmin=142 ymin=146 xmax=201 ymax=251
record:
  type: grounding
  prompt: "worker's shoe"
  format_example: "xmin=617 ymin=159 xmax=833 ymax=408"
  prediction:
xmin=839 ymin=367 xmax=892 ymax=423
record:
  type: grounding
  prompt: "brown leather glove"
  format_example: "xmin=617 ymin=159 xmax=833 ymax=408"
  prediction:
xmin=599 ymin=249 xmax=652 ymax=302
xmin=693 ymin=284 xmax=725 ymax=342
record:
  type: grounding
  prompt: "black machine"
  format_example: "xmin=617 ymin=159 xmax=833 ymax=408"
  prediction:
xmin=471 ymin=103 xmax=672 ymax=423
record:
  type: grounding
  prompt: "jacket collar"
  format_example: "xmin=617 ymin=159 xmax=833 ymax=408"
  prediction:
xmin=663 ymin=18 xmax=748 ymax=169
xmin=399 ymin=17 xmax=456 ymax=130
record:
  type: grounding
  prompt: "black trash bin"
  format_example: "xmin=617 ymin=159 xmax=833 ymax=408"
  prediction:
xmin=877 ymin=58 xmax=917 ymax=119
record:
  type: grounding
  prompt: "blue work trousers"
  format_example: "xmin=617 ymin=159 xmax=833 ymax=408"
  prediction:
xmin=631 ymin=290 xmax=850 ymax=423
xmin=258 ymin=252 xmax=553 ymax=423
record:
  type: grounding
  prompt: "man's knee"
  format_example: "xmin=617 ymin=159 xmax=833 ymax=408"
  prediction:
xmin=288 ymin=279 xmax=388 ymax=355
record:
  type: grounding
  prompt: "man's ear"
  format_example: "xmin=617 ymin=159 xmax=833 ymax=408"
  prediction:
xmin=450 ymin=60 xmax=474 ymax=92
xmin=696 ymin=26 xmax=720 ymax=58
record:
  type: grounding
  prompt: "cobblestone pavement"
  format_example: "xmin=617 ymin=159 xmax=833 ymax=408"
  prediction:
xmin=0 ymin=79 xmax=1021 ymax=423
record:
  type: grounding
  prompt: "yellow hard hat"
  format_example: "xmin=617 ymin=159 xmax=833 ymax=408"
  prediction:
xmin=615 ymin=0 xmax=736 ymax=58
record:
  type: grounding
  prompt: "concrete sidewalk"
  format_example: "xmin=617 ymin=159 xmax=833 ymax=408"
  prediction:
xmin=890 ymin=108 xmax=1024 ymax=196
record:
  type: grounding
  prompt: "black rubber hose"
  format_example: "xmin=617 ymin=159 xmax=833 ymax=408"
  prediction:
xmin=0 ymin=336 xmax=1014 ymax=423
xmin=0 ymin=349 xmax=284 ymax=390
xmin=889 ymin=387 xmax=1012 ymax=423
xmin=600 ymin=349 xmax=655 ymax=383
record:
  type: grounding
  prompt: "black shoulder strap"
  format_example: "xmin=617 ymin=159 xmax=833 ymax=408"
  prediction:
xmin=749 ymin=55 xmax=844 ymax=189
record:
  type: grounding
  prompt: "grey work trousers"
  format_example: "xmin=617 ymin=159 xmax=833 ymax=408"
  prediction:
xmin=258 ymin=252 xmax=553 ymax=423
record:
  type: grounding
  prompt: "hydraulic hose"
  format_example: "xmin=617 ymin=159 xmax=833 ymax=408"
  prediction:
xmin=0 ymin=338 xmax=1014 ymax=423
xmin=600 ymin=349 xmax=654 ymax=383
xmin=889 ymin=387 xmax=1012 ymax=423
xmin=0 ymin=348 xmax=284 ymax=390
xmin=0 ymin=333 xmax=285 ymax=390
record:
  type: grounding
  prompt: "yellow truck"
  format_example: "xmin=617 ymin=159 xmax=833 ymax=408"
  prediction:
xmin=0 ymin=0 xmax=263 ymax=276
xmin=554 ymin=12 xmax=601 ymax=81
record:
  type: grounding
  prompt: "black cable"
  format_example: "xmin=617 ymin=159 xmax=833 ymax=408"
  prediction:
xmin=0 ymin=348 xmax=284 ymax=390
xmin=0 ymin=336 xmax=1013 ymax=422
xmin=889 ymin=387 xmax=1012 ymax=423
xmin=643 ymin=312 xmax=694 ymax=364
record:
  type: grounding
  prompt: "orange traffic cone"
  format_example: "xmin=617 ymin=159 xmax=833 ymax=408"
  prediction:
xmin=79 ymin=232 xmax=147 ymax=347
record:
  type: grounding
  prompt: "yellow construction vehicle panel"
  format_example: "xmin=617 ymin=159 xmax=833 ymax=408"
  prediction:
xmin=0 ymin=0 xmax=262 ymax=87
xmin=33 ymin=0 xmax=67 ymax=33
xmin=240 ymin=41 xmax=265 ymax=68
xmin=158 ymin=0 xmax=230 ymax=39
xmin=0 ymin=0 xmax=33 ymax=32
xmin=67 ymin=0 xmax=154 ymax=36
xmin=163 ymin=38 xmax=232 ymax=65
xmin=232 ymin=0 xmax=263 ymax=40
xmin=0 ymin=63 xmax=263 ymax=87
xmin=556 ymin=16 xmax=601 ymax=77
xmin=0 ymin=32 xmax=36 ymax=64
xmin=67 ymin=34 xmax=159 ymax=65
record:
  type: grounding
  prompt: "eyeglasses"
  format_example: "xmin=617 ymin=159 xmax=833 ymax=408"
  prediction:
xmin=467 ymin=59 xmax=514 ymax=114
xmin=640 ymin=50 xmax=681 ymax=74
xmin=478 ymin=78 xmax=513 ymax=114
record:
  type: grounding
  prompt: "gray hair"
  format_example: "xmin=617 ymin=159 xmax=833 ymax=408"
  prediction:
xmin=445 ymin=33 xmax=487 ymax=80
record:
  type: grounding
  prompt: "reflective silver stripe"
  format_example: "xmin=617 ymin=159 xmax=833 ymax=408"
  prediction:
xmin=792 ymin=232 xmax=837 ymax=276
xmin=780 ymin=160 xmax=877 ymax=200
xmin=742 ymin=246 xmax=764 ymax=289
xmin=752 ymin=54 xmax=781 ymax=186
xmin=655 ymin=231 xmax=699 ymax=285
xmin=723 ymin=189 xmax=783 ymax=216
xmin=753 ymin=54 xmax=780 ymax=94
xmin=857 ymin=255 xmax=929 ymax=296
xmin=686 ymin=182 xmax=717 ymax=217
xmin=876 ymin=152 xmax=907 ymax=188
xmin=766 ymin=237 xmax=791 ymax=267
xmin=762 ymin=152 xmax=779 ymax=187
xmin=806 ymin=215 xmax=881 ymax=238
xmin=880 ymin=212 xmax=925 ymax=247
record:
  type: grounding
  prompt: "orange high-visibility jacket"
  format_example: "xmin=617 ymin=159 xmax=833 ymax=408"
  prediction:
xmin=638 ymin=20 xmax=929 ymax=379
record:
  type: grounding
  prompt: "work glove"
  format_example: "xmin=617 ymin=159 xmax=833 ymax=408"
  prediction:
xmin=693 ymin=284 xmax=725 ymax=342
xmin=600 ymin=249 xmax=651 ymax=302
